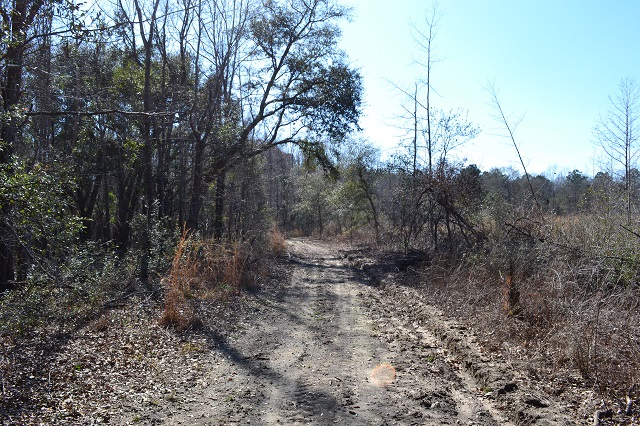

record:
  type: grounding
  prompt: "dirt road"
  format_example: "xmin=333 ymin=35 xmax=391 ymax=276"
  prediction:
xmin=115 ymin=239 xmax=573 ymax=425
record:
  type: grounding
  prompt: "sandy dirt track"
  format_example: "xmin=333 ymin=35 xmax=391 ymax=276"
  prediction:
xmin=114 ymin=239 xmax=574 ymax=425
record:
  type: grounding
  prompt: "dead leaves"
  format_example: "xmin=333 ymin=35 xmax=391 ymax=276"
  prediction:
xmin=0 ymin=299 xmax=212 ymax=424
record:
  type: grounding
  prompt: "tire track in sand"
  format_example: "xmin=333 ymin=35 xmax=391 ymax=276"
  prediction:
xmin=156 ymin=239 xmax=508 ymax=425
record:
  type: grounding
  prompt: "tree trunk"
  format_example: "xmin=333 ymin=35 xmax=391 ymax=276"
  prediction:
xmin=0 ymin=1 xmax=31 ymax=291
xmin=357 ymin=167 xmax=380 ymax=246
xmin=77 ymin=173 xmax=102 ymax=242
xmin=186 ymin=134 xmax=206 ymax=232
xmin=100 ymin=162 xmax=111 ymax=242
xmin=114 ymin=169 xmax=140 ymax=257
xmin=0 ymin=224 xmax=14 ymax=291
xmin=178 ymin=135 xmax=187 ymax=228
xmin=213 ymin=170 xmax=227 ymax=239
xmin=135 ymin=0 xmax=160 ymax=285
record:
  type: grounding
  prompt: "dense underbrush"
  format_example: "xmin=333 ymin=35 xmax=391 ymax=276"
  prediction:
xmin=0 ymin=243 xmax=135 ymax=339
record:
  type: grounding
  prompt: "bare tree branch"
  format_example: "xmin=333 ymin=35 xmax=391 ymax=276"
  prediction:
xmin=485 ymin=81 xmax=542 ymax=213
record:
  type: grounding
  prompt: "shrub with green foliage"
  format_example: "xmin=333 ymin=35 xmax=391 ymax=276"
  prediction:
xmin=0 ymin=160 xmax=83 ymax=280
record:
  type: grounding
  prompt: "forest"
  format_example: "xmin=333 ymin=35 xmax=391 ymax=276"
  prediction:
xmin=1 ymin=0 xmax=639 ymax=423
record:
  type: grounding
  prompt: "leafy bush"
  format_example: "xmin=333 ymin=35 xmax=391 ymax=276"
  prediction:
xmin=0 ymin=242 xmax=130 ymax=338
xmin=0 ymin=160 xmax=84 ymax=281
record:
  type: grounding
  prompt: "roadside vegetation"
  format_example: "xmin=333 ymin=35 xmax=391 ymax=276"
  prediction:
xmin=0 ymin=0 xmax=638 ymax=423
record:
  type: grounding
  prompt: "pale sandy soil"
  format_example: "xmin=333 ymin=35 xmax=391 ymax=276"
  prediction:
xmin=112 ymin=239 xmax=572 ymax=425
xmin=2 ymin=239 xmax=578 ymax=425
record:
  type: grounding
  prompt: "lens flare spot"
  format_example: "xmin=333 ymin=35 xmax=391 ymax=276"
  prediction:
xmin=370 ymin=363 xmax=396 ymax=387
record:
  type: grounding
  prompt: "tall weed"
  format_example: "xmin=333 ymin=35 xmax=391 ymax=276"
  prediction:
xmin=159 ymin=232 xmax=260 ymax=330
xmin=267 ymin=226 xmax=287 ymax=257
xmin=159 ymin=231 xmax=196 ymax=330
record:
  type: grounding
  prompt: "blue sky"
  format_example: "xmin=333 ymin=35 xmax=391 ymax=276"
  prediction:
xmin=338 ymin=0 xmax=640 ymax=176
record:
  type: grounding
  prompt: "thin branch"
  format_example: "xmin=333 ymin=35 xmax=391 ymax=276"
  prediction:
xmin=620 ymin=224 xmax=640 ymax=240
xmin=485 ymin=81 xmax=542 ymax=213
xmin=25 ymin=109 xmax=176 ymax=117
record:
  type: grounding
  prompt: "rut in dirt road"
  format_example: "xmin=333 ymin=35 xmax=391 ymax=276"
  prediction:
xmin=163 ymin=239 xmax=507 ymax=425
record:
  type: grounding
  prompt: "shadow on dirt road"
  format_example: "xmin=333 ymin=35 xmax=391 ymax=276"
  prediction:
xmin=115 ymin=239 xmax=574 ymax=425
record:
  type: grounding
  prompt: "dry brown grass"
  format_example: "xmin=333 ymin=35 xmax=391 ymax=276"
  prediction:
xmin=267 ymin=226 xmax=287 ymax=257
xmin=159 ymin=231 xmax=196 ymax=330
xmin=159 ymin=231 xmax=258 ymax=330
xmin=415 ymin=212 xmax=640 ymax=413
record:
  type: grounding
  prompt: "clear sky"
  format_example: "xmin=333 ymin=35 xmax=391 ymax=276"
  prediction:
xmin=338 ymin=0 xmax=640 ymax=176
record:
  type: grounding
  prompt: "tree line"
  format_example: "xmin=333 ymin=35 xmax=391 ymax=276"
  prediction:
xmin=1 ymin=0 xmax=639 ymax=295
xmin=289 ymin=149 xmax=640 ymax=253
xmin=0 ymin=0 xmax=362 ymax=291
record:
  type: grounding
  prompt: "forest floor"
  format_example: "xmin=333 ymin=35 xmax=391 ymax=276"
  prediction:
xmin=1 ymin=239 xmax=617 ymax=424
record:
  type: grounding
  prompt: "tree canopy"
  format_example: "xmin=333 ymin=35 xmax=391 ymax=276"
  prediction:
xmin=0 ymin=0 xmax=362 ymax=290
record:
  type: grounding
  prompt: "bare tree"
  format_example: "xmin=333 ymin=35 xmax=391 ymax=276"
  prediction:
xmin=388 ymin=2 xmax=481 ymax=254
xmin=593 ymin=77 xmax=640 ymax=224
xmin=411 ymin=1 xmax=441 ymax=177
xmin=391 ymin=2 xmax=441 ymax=176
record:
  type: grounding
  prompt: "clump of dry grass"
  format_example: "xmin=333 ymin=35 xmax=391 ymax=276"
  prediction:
xmin=159 ymin=231 xmax=259 ymax=330
xmin=267 ymin=226 xmax=287 ymax=257
xmin=159 ymin=231 xmax=196 ymax=330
